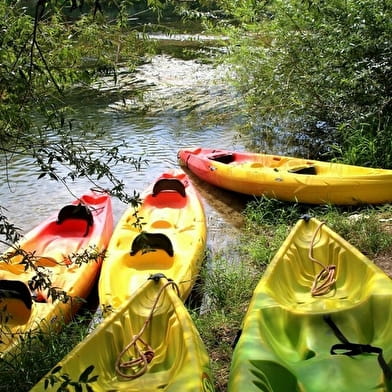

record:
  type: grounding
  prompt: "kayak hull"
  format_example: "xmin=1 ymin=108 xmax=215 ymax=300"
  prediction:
xmin=228 ymin=217 xmax=392 ymax=391
xmin=98 ymin=169 xmax=207 ymax=308
xmin=31 ymin=276 xmax=214 ymax=392
xmin=0 ymin=191 xmax=113 ymax=356
xmin=178 ymin=148 xmax=392 ymax=205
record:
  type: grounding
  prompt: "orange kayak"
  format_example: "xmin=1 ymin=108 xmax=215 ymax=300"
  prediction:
xmin=178 ymin=147 xmax=392 ymax=205
xmin=0 ymin=190 xmax=113 ymax=357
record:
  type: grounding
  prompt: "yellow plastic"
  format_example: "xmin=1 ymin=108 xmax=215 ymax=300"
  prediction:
xmin=0 ymin=191 xmax=113 ymax=357
xmin=98 ymin=169 xmax=207 ymax=309
xmin=178 ymin=148 xmax=392 ymax=205
xmin=31 ymin=276 xmax=215 ymax=392
xmin=228 ymin=217 xmax=392 ymax=391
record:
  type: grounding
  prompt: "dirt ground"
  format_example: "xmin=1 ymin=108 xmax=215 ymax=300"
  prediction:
xmin=375 ymin=253 xmax=392 ymax=277
xmin=375 ymin=221 xmax=392 ymax=277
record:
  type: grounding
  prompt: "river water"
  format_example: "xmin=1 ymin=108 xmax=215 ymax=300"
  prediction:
xmin=0 ymin=52 xmax=250 ymax=255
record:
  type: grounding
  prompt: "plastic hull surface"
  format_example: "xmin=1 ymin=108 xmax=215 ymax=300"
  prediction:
xmin=98 ymin=169 xmax=207 ymax=309
xmin=0 ymin=191 xmax=113 ymax=356
xmin=32 ymin=275 xmax=214 ymax=391
xmin=228 ymin=217 xmax=392 ymax=392
xmin=178 ymin=148 xmax=392 ymax=205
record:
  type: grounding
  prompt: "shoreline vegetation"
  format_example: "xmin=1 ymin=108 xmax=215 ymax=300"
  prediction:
xmin=1 ymin=198 xmax=391 ymax=391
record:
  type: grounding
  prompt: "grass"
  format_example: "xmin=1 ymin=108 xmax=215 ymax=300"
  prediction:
xmin=0 ymin=311 xmax=93 ymax=392
xmin=1 ymin=199 xmax=391 ymax=391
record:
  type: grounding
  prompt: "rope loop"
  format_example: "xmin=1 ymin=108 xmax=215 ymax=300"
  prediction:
xmin=115 ymin=279 xmax=180 ymax=380
xmin=308 ymin=221 xmax=337 ymax=296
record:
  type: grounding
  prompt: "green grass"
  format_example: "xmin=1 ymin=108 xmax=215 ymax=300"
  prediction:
xmin=0 ymin=312 xmax=93 ymax=392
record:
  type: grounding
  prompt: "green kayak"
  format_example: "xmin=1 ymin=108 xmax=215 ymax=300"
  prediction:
xmin=228 ymin=216 xmax=392 ymax=392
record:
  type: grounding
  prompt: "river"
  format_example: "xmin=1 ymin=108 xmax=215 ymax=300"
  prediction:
xmin=0 ymin=51 xmax=250 ymax=256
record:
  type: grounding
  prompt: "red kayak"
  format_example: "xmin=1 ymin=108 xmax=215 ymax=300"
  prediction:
xmin=0 ymin=190 xmax=113 ymax=357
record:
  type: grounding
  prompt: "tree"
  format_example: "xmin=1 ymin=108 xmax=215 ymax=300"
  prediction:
xmin=0 ymin=0 xmax=153 ymax=247
xmin=0 ymin=0 xmax=164 ymax=308
xmin=210 ymin=0 xmax=392 ymax=166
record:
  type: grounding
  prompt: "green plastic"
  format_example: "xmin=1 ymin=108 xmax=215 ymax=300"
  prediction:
xmin=229 ymin=217 xmax=392 ymax=392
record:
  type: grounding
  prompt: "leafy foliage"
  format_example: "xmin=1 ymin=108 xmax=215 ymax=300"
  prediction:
xmin=44 ymin=364 xmax=98 ymax=392
xmin=0 ymin=311 xmax=94 ymax=392
xmin=0 ymin=0 xmax=152 ymax=341
xmin=0 ymin=1 xmax=152 ymax=258
xmin=211 ymin=0 xmax=392 ymax=166
xmin=0 ymin=1 xmax=149 ymax=210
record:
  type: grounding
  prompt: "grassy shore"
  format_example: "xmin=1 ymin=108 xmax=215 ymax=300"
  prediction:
xmin=1 ymin=199 xmax=391 ymax=391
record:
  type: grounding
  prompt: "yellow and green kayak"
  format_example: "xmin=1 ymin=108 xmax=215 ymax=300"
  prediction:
xmin=178 ymin=147 xmax=392 ymax=205
xmin=228 ymin=216 xmax=392 ymax=391
xmin=0 ymin=191 xmax=113 ymax=357
xmin=31 ymin=274 xmax=215 ymax=392
xmin=98 ymin=169 xmax=207 ymax=309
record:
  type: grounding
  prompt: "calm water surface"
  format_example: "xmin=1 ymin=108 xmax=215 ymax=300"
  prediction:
xmin=1 ymin=55 xmax=248 ymax=253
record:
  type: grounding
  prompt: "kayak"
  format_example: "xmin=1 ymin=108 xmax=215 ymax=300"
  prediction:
xmin=98 ymin=169 xmax=207 ymax=309
xmin=0 ymin=190 xmax=113 ymax=356
xmin=178 ymin=147 xmax=392 ymax=205
xmin=31 ymin=274 xmax=214 ymax=391
xmin=228 ymin=216 xmax=392 ymax=392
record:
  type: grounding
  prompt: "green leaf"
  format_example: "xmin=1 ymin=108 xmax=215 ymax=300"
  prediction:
xmin=78 ymin=365 xmax=95 ymax=383
xmin=51 ymin=366 xmax=62 ymax=374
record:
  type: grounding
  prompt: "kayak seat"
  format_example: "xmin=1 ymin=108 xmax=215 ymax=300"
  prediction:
xmin=130 ymin=232 xmax=174 ymax=257
xmin=126 ymin=232 xmax=174 ymax=269
xmin=152 ymin=178 xmax=186 ymax=197
xmin=57 ymin=203 xmax=94 ymax=237
xmin=208 ymin=153 xmax=235 ymax=164
xmin=145 ymin=192 xmax=187 ymax=209
xmin=288 ymin=166 xmax=317 ymax=175
xmin=0 ymin=280 xmax=32 ymax=325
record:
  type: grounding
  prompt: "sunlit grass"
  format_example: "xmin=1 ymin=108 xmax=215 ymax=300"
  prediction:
xmin=0 ymin=312 xmax=93 ymax=392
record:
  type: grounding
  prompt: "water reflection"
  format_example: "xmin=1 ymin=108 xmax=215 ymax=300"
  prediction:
xmin=1 ymin=56 xmax=248 ymax=256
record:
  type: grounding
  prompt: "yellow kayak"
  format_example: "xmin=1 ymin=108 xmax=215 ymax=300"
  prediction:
xmin=178 ymin=147 xmax=392 ymax=205
xmin=0 ymin=191 xmax=113 ymax=357
xmin=98 ymin=169 xmax=207 ymax=309
xmin=228 ymin=216 xmax=392 ymax=391
xmin=31 ymin=274 xmax=215 ymax=391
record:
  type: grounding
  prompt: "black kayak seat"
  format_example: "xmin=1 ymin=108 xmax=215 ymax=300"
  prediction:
xmin=208 ymin=153 xmax=235 ymax=164
xmin=57 ymin=203 xmax=94 ymax=236
xmin=288 ymin=166 xmax=317 ymax=175
xmin=0 ymin=280 xmax=32 ymax=325
xmin=130 ymin=232 xmax=174 ymax=257
xmin=152 ymin=178 xmax=186 ymax=198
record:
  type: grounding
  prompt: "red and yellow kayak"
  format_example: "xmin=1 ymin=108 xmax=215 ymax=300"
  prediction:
xmin=0 ymin=190 xmax=113 ymax=356
xmin=98 ymin=169 xmax=207 ymax=309
xmin=178 ymin=147 xmax=392 ymax=205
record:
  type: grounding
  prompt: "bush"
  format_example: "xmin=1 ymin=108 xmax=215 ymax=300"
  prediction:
xmin=218 ymin=0 xmax=392 ymax=166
